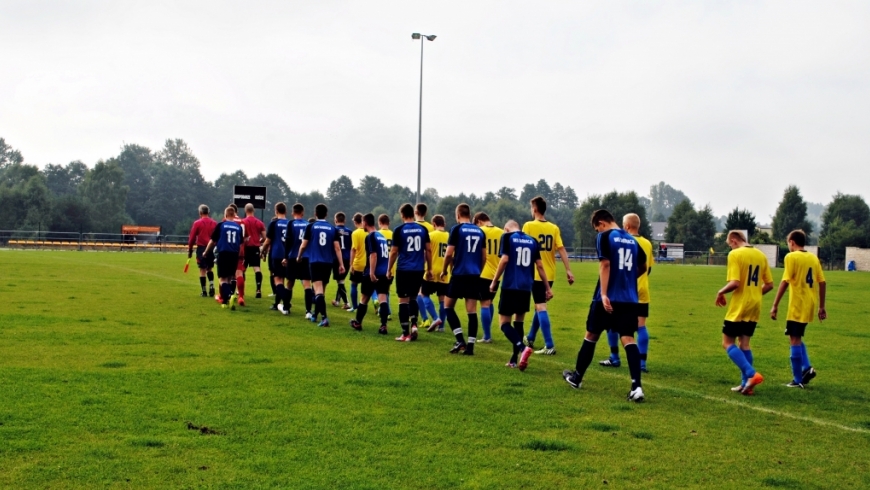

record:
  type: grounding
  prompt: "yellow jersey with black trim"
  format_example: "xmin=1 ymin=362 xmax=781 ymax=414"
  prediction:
xmin=416 ymin=220 xmax=434 ymax=234
xmin=379 ymin=228 xmax=396 ymax=273
xmin=430 ymin=229 xmax=450 ymax=284
xmin=632 ymin=234 xmax=654 ymax=304
xmin=480 ymin=225 xmax=504 ymax=280
xmin=782 ymin=250 xmax=826 ymax=323
xmin=522 ymin=219 xmax=563 ymax=281
xmin=725 ymin=246 xmax=773 ymax=322
xmin=351 ymin=228 xmax=367 ymax=272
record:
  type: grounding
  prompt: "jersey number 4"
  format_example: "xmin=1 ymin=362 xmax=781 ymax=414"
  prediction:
xmin=806 ymin=267 xmax=813 ymax=288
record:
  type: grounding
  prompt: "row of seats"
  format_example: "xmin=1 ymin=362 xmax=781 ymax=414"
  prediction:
xmin=5 ymin=240 xmax=187 ymax=249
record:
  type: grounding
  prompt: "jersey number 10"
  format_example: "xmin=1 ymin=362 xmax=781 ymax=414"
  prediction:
xmin=515 ymin=246 xmax=531 ymax=267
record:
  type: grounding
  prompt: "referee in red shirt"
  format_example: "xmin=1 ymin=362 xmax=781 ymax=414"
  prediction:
xmin=188 ymin=204 xmax=217 ymax=297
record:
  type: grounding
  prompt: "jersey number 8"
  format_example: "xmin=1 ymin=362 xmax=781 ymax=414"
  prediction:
xmin=318 ymin=232 xmax=327 ymax=246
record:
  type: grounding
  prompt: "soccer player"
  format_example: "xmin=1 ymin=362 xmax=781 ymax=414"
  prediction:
xmin=715 ymin=230 xmax=773 ymax=395
xmin=770 ymin=230 xmax=827 ymax=388
xmin=242 ymin=203 xmax=267 ymax=298
xmin=523 ymin=196 xmax=575 ymax=355
xmin=349 ymin=213 xmax=367 ymax=311
xmin=226 ymin=203 xmax=249 ymax=306
xmin=442 ymin=203 xmax=487 ymax=355
xmin=600 ymin=213 xmax=654 ymax=371
xmin=413 ymin=203 xmax=436 ymax=328
xmin=388 ymin=203 xmax=433 ymax=342
xmin=423 ymin=214 xmax=450 ymax=332
xmin=187 ymin=204 xmax=217 ymax=297
xmin=296 ymin=203 xmax=344 ymax=327
xmin=377 ymin=214 xmax=394 ymax=318
xmin=204 ymin=206 xmax=244 ymax=309
xmin=562 ymin=209 xmax=647 ymax=402
xmin=283 ymin=204 xmax=312 ymax=316
xmin=261 ymin=202 xmax=290 ymax=314
xmin=490 ymin=220 xmax=552 ymax=370
xmin=349 ymin=213 xmax=391 ymax=333
xmin=473 ymin=212 xmax=504 ymax=343
xmin=332 ymin=212 xmax=352 ymax=309
xmin=415 ymin=203 xmax=435 ymax=233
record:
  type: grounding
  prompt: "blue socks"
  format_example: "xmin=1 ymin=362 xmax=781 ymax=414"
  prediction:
xmin=637 ymin=326 xmax=649 ymax=368
xmin=350 ymin=283 xmax=358 ymax=309
xmin=727 ymin=345 xmax=756 ymax=379
xmin=481 ymin=305 xmax=492 ymax=340
xmin=424 ymin=296 xmax=438 ymax=322
xmin=800 ymin=342 xmax=811 ymax=371
xmin=607 ymin=330 xmax=620 ymax=362
xmin=538 ymin=311 xmax=553 ymax=349
xmin=438 ymin=300 xmax=446 ymax=324
xmin=743 ymin=349 xmax=753 ymax=386
xmin=416 ymin=296 xmax=428 ymax=321
xmin=790 ymin=345 xmax=803 ymax=384
xmin=527 ymin=312 xmax=540 ymax=342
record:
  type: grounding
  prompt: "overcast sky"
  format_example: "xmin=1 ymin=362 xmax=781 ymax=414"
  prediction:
xmin=2 ymin=1 xmax=868 ymax=220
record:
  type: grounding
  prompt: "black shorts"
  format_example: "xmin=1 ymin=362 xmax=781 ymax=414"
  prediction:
xmin=195 ymin=245 xmax=214 ymax=269
xmin=722 ymin=321 xmax=758 ymax=338
xmin=270 ymin=258 xmax=286 ymax=278
xmin=785 ymin=321 xmax=807 ymax=337
xmin=361 ymin=275 xmax=391 ymax=297
xmin=586 ymin=301 xmax=639 ymax=337
xmin=498 ymin=289 xmax=532 ymax=316
xmin=637 ymin=303 xmax=649 ymax=318
xmin=350 ymin=270 xmax=364 ymax=284
xmin=422 ymin=280 xmax=448 ymax=297
xmin=395 ymin=270 xmax=424 ymax=298
xmin=532 ymin=281 xmax=554 ymax=305
xmin=479 ymin=278 xmax=499 ymax=302
xmin=216 ymin=252 xmax=239 ymax=279
xmin=333 ymin=259 xmax=349 ymax=281
xmin=447 ymin=275 xmax=481 ymax=301
xmin=244 ymin=246 xmax=261 ymax=268
xmin=309 ymin=262 xmax=332 ymax=284
xmin=288 ymin=258 xmax=311 ymax=281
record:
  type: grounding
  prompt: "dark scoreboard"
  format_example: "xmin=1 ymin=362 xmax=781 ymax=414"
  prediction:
xmin=233 ymin=185 xmax=267 ymax=210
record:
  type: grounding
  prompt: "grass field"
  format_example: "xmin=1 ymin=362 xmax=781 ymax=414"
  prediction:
xmin=1 ymin=249 xmax=869 ymax=489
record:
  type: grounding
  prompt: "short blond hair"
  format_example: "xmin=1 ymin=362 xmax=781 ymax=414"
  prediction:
xmin=623 ymin=213 xmax=640 ymax=231
xmin=727 ymin=230 xmax=747 ymax=242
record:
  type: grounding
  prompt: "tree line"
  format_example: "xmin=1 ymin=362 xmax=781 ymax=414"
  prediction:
xmin=2 ymin=137 xmax=869 ymax=261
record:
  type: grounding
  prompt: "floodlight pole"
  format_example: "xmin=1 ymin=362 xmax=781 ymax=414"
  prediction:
xmin=413 ymin=33 xmax=435 ymax=204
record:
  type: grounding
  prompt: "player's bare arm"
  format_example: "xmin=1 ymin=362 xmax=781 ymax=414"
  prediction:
xmin=334 ymin=241 xmax=345 ymax=274
xmin=557 ymin=246 xmax=575 ymax=285
xmin=716 ymin=280 xmax=740 ymax=307
xmin=536 ymin=259 xmax=554 ymax=301
xmin=770 ymin=281 xmax=790 ymax=320
xmin=441 ymin=245 xmax=455 ymax=281
xmin=387 ymin=245 xmax=399 ymax=279
xmin=425 ymin=242 xmax=433 ymax=282
xmin=818 ymin=281 xmax=827 ymax=320
xmin=204 ymin=240 xmax=216 ymax=255
xmin=369 ymin=252 xmax=379 ymax=282
xmin=491 ymin=254 xmax=509 ymax=291
xmin=297 ymin=240 xmax=309 ymax=262
xmin=762 ymin=279 xmax=774 ymax=295
xmin=599 ymin=258 xmax=612 ymax=312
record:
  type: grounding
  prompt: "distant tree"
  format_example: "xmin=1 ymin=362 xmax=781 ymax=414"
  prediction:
xmin=249 ymin=173 xmax=296 ymax=210
xmin=535 ymin=179 xmax=552 ymax=203
xmin=496 ymin=186 xmax=517 ymax=201
xmin=79 ymin=160 xmax=129 ymax=233
xmin=434 ymin=195 xmax=462 ymax=228
xmin=49 ymin=194 xmax=92 ymax=232
xmin=156 ymin=139 xmax=201 ymax=174
xmin=519 ymin=183 xmax=537 ymax=203
xmin=358 ymin=176 xmax=388 ymax=212
xmin=806 ymin=201 xmax=826 ymax=230
xmin=0 ymin=137 xmax=24 ymax=172
xmin=648 ymin=181 xmax=689 ymax=221
xmin=561 ymin=185 xmax=579 ymax=209
xmin=421 ymin=187 xmax=440 ymax=205
xmin=213 ymin=170 xmax=249 ymax=208
xmin=326 ymin=175 xmax=358 ymax=215
xmin=772 ymin=185 xmax=813 ymax=240
xmin=820 ymin=193 xmax=870 ymax=261
xmin=664 ymin=200 xmax=716 ymax=251
xmin=723 ymin=207 xmax=758 ymax=237
xmin=574 ymin=190 xmax=651 ymax=249
xmin=111 ymin=144 xmax=156 ymax=224
xmin=43 ymin=161 xmax=88 ymax=197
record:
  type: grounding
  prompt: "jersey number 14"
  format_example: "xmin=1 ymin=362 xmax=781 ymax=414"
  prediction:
xmin=616 ymin=247 xmax=633 ymax=271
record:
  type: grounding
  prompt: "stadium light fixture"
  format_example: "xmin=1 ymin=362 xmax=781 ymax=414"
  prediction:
xmin=412 ymin=33 xmax=436 ymax=204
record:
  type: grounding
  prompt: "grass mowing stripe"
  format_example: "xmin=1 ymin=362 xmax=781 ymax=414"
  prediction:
xmin=480 ymin=343 xmax=870 ymax=434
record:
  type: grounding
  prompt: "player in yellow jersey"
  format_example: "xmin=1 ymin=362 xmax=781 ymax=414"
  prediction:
xmin=600 ymin=213 xmax=654 ymax=371
xmin=415 ymin=203 xmax=435 ymax=233
xmin=413 ymin=203 xmax=437 ymax=328
xmin=715 ymin=230 xmax=774 ymax=395
xmin=473 ymin=212 xmax=504 ymax=343
xmin=424 ymin=215 xmax=450 ymax=332
xmin=349 ymin=213 xmax=367 ymax=311
xmin=522 ymin=196 xmax=575 ymax=355
xmin=770 ymin=230 xmax=827 ymax=388
xmin=377 ymin=214 xmax=394 ymax=318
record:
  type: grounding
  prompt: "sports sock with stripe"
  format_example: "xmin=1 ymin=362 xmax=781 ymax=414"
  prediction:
xmin=624 ymin=342 xmax=642 ymax=390
xmin=637 ymin=326 xmax=649 ymax=362
xmin=726 ymin=345 xmax=755 ymax=379
xmin=445 ymin=307 xmax=464 ymax=343
xmin=207 ymin=271 xmax=214 ymax=287
xmin=399 ymin=303 xmax=410 ymax=336
xmin=409 ymin=298 xmax=419 ymax=325
xmin=255 ymin=271 xmax=263 ymax=292
xmin=467 ymin=313 xmax=479 ymax=345
xmin=790 ymin=345 xmax=803 ymax=384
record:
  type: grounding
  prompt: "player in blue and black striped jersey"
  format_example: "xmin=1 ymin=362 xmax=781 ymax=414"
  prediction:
xmin=332 ymin=212 xmax=353 ymax=309
xmin=388 ymin=203 xmax=433 ymax=342
xmin=441 ymin=203 xmax=487 ymax=355
xmin=261 ymin=202 xmax=290 ymax=313
xmin=350 ymin=213 xmax=392 ymax=333
xmin=283 ymin=203 xmax=314 ymax=318
xmin=490 ymin=220 xmax=553 ymax=371
xmin=563 ymin=209 xmax=648 ymax=402
xmin=204 ymin=206 xmax=245 ymax=309
xmin=296 ymin=203 xmax=344 ymax=327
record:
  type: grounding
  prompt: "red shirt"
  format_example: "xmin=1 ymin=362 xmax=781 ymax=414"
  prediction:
xmin=243 ymin=216 xmax=266 ymax=247
xmin=188 ymin=217 xmax=217 ymax=250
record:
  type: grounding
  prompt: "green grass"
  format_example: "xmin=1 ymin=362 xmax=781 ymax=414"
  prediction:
xmin=1 ymin=249 xmax=869 ymax=488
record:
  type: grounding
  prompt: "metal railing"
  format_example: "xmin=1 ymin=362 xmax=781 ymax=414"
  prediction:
xmin=0 ymin=230 xmax=189 ymax=253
